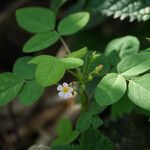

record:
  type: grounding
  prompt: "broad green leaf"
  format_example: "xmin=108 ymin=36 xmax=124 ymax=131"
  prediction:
xmin=16 ymin=7 xmax=55 ymax=33
xmin=58 ymin=12 xmax=90 ymax=35
xmin=52 ymin=118 xmax=79 ymax=146
xmin=76 ymin=112 xmax=93 ymax=132
xmin=23 ymin=31 xmax=59 ymax=52
xmin=51 ymin=0 xmax=67 ymax=14
xmin=92 ymin=116 xmax=103 ymax=129
xmin=105 ymin=36 xmax=139 ymax=66
xmin=34 ymin=61 xmax=65 ymax=87
xmin=13 ymin=56 xmax=36 ymax=79
xmin=19 ymin=80 xmax=45 ymax=105
xmin=29 ymin=55 xmax=65 ymax=87
xmin=95 ymin=73 xmax=127 ymax=106
xmin=60 ymin=57 xmax=83 ymax=69
xmin=117 ymin=52 xmax=150 ymax=78
xmin=28 ymin=55 xmax=54 ymax=64
xmin=0 ymin=73 xmax=24 ymax=105
xmin=128 ymin=74 xmax=150 ymax=110
xmin=79 ymin=129 xmax=115 ymax=150
xmin=67 ymin=47 xmax=88 ymax=58
xmin=111 ymin=94 xmax=135 ymax=120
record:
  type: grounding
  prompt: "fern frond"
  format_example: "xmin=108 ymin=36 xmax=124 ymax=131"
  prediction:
xmin=100 ymin=0 xmax=150 ymax=22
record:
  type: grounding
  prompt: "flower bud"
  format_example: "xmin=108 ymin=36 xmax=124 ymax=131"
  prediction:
xmin=94 ymin=64 xmax=103 ymax=74
xmin=92 ymin=51 xmax=100 ymax=60
xmin=88 ymin=75 xmax=93 ymax=81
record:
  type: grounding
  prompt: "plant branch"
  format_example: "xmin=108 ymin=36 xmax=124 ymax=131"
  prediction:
xmin=59 ymin=36 xmax=71 ymax=54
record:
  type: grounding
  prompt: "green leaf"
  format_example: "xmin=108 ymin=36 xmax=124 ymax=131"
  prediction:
xmin=92 ymin=116 xmax=103 ymax=129
xmin=51 ymin=0 xmax=67 ymax=14
xmin=28 ymin=55 xmax=52 ymax=64
xmin=35 ymin=62 xmax=65 ymax=87
xmin=52 ymin=145 xmax=79 ymax=150
xmin=0 ymin=73 xmax=24 ymax=105
xmin=95 ymin=73 xmax=127 ymax=106
xmin=53 ymin=129 xmax=115 ymax=150
xmin=16 ymin=7 xmax=55 ymax=33
xmin=19 ymin=80 xmax=45 ymax=105
xmin=58 ymin=12 xmax=90 ymax=35
xmin=105 ymin=36 xmax=139 ymax=66
xmin=60 ymin=57 xmax=83 ymax=69
xmin=67 ymin=47 xmax=88 ymax=58
xmin=23 ymin=31 xmax=59 ymax=53
xmin=13 ymin=56 xmax=36 ymax=80
xmin=111 ymin=94 xmax=135 ymax=120
xmin=79 ymin=129 xmax=115 ymax=150
xmin=88 ymin=101 xmax=105 ymax=115
xmin=29 ymin=55 xmax=65 ymax=87
xmin=76 ymin=112 xmax=93 ymax=132
xmin=56 ymin=118 xmax=72 ymax=138
xmin=128 ymin=74 xmax=150 ymax=110
xmin=117 ymin=52 xmax=150 ymax=78
xmin=52 ymin=118 xmax=79 ymax=146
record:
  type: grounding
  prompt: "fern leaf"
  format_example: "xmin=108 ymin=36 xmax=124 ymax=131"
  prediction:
xmin=100 ymin=0 xmax=150 ymax=22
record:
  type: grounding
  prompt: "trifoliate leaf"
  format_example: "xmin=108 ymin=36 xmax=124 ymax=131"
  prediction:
xmin=29 ymin=55 xmax=65 ymax=87
xmin=95 ymin=73 xmax=127 ymax=106
xmin=117 ymin=52 xmax=150 ymax=79
xmin=19 ymin=80 xmax=45 ymax=105
xmin=105 ymin=36 xmax=139 ymax=66
xmin=0 ymin=73 xmax=24 ymax=105
xmin=13 ymin=56 xmax=36 ymax=80
xmin=58 ymin=12 xmax=90 ymax=35
xmin=16 ymin=7 xmax=55 ymax=33
xmin=23 ymin=31 xmax=59 ymax=52
xmin=128 ymin=74 xmax=150 ymax=110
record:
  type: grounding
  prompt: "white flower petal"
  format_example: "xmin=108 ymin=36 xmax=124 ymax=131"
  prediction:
xmin=69 ymin=92 xmax=73 ymax=97
xmin=58 ymin=92 xmax=64 ymax=98
xmin=63 ymin=93 xmax=69 ymax=99
xmin=57 ymin=85 xmax=63 ymax=91
xmin=69 ymin=87 xmax=74 ymax=92
xmin=63 ymin=82 xmax=68 ymax=87
xmin=64 ymin=92 xmax=73 ymax=99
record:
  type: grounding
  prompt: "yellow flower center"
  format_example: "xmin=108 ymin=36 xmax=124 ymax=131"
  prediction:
xmin=63 ymin=87 xmax=69 ymax=93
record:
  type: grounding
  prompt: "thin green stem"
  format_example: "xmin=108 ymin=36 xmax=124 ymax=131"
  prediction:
xmin=79 ymin=87 xmax=88 ymax=111
xmin=67 ymin=70 xmax=79 ymax=79
xmin=59 ymin=36 xmax=71 ymax=54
